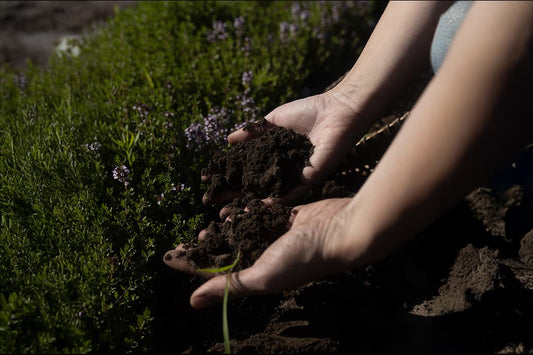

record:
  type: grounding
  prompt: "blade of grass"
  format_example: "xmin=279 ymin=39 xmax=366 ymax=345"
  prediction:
xmin=196 ymin=251 xmax=240 ymax=354
xmin=222 ymin=270 xmax=231 ymax=354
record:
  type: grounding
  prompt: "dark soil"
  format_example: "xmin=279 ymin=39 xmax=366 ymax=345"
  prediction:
xmin=160 ymin=104 xmax=533 ymax=354
xmin=189 ymin=123 xmax=312 ymax=269
xmin=158 ymin=72 xmax=533 ymax=352
xmin=202 ymin=123 xmax=313 ymax=205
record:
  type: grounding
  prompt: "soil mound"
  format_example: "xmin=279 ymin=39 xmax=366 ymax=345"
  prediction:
xmin=161 ymin=111 xmax=533 ymax=354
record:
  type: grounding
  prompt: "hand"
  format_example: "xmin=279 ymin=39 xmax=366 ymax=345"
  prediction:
xmin=163 ymin=197 xmax=381 ymax=309
xmin=203 ymin=90 xmax=373 ymax=206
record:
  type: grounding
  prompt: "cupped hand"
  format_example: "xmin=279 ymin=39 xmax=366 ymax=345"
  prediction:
xmin=163 ymin=197 xmax=379 ymax=309
xmin=203 ymin=90 xmax=373 ymax=206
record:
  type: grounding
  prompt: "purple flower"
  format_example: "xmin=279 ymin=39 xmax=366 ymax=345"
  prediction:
xmin=234 ymin=16 xmax=245 ymax=37
xmin=241 ymin=36 xmax=253 ymax=56
xmin=132 ymin=103 xmax=151 ymax=118
xmin=279 ymin=21 xmax=290 ymax=43
xmin=291 ymin=3 xmax=309 ymax=21
xmin=171 ymin=183 xmax=186 ymax=192
xmin=232 ymin=121 xmax=247 ymax=131
xmin=184 ymin=107 xmax=233 ymax=151
xmin=236 ymin=93 xmax=259 ymax=120
xmin=85 ymin=139 xmax=102 ymax=152
xmin=16 ymin=72 xmax=28 ymax=91
xmin=207 ymin=21 xmax=228 ymax=42
xmin=184 ymin=122 xmax=204 ymax=149
xmin=289 ymin=23 xmax=298 ymax=36
xmin=241 ymin=70 xmax=253 ymax=88
xmin=112 ymin=165 xmax=131 ymax=186
xmin=279 ymin=21 xmax=298 ymax=43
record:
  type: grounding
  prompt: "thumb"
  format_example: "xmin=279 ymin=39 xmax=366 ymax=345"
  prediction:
xmin=189 ymin=267 xmax=259 ymax=309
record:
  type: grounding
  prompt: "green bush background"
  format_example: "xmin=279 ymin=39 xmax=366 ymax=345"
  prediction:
xmin=0 ymin=1 xmax=381 ymax=352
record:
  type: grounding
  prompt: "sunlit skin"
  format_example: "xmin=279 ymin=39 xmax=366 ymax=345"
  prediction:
xmin=164 ymin=1 xmax=533 ymax=309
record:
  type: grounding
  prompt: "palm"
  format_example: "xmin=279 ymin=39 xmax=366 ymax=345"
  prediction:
xmin=229 ymin=93 xmax=368 ymax=202
xmin=187 ymin=198 xmax=356 ymax=309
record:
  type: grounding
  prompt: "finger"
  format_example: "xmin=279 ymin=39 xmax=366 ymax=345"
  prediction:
xmin=163 ymin=245 xmax=197 ymax=274
xmin=189 ymin=267 xmax=260 ymax=309
xmin=261 ymin=182 xmax=312 ymax=206
xmin=198 ymin=229 xmax=207 ymax=241
xmin=163 ymin=244 xmax=216 ymax=279
xmin=227 ymin=119 xmax=276 ymax=145
xmin=189 ymin=226 xmax=316 ymax=309
xmin=286 ymin=206 xmax=299 ymax=229
xmin=202 ymin=189 xmax=241 ymax=205
xmin=219 ymin=205 xmax=240 ymax=221
xmin=201 ymin=175 xmax=210 ymax=183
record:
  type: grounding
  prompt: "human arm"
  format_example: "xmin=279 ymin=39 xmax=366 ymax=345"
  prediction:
xmin=336 ymin=0 xmax=533 ymax=262
xmin=206 ymin=1 xmax=453 ymax=205
xmin=183 ymin=1 xmax=533 ymax=308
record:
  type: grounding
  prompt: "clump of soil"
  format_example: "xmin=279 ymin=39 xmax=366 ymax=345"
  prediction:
xmin=186 ymin=199 xmax=292 ymax=270
xmin=202 ymin=122 xmax=313 ymax=205
xmin=186 ymin=115 xmax=408 ymax=271
xmin=185 ymin=122 xmax=313 ymax=270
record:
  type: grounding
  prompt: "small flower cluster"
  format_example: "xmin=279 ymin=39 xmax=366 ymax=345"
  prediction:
xmin=16 ymin=71 xmax=28 ymax=92
xmin=236 ymin=93 xmax=258 ymax=120
xmin=156 ymin=183 xmax=187 ymax=206
xmin=315 ymin=1 xmax=373 ymax=40
xmin=206 ymin=21 xmax=229 ymax=43
xmin=132 ymin=103 xmax=151 ymax=119
xmin=163 ymin=111 xmax=175 ymax=130
xmin=112 ymin=165 xmax=131 ymax=186
xmin=241 ymin=37 xmax=253 ymax=56
xmin=277 ymin=2 xmax=373 ymax=43
xmin=184 ymin=107 xmax=232 ymax=151
xmin=233 ymin=16 xmax=245 ymax=37
xmin=84 ymin=137 xmax=102 ymax=152
xmin=241 ymin=70 xmax=253 ymax=89
xmin=184 ymin=68 xmax=263 ymax=152
xmin=291 ymin=2 xmax=310 ymax=21
xmin=279 ymin=21 xmax=299 ymax=44
xmin=239 ymin=70 xmax=259 ymax=120
xmin=207 ymin=16 xmax=254 ymax=56
xmin=278 ymin=2 xmax=311 ymax=43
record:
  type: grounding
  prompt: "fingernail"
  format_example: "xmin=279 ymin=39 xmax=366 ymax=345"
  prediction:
xmin=190 ymin=294 xmax=217 ymax=309
xmin=163 ymin=251 xmax=173 ymax=262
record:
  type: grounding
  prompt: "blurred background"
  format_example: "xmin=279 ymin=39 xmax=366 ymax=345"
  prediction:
xmin=0 ymin=1 xmax=135 ymax=68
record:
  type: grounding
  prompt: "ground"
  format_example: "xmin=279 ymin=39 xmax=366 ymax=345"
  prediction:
xmin=160 ymin=107 xmax=533 ymax=354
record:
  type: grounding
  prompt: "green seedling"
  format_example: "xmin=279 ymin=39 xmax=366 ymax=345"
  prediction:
xmin=197 ymin=251 xmax=241 ymax=354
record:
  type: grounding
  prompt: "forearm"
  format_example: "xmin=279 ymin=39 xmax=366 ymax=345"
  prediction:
xmin=330 ymin=1 xmax=452 ymax=124
xmin=341 ymin=1 xmax=533 ymax=263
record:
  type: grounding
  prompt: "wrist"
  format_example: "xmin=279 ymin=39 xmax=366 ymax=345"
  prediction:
xmin=328 ymin=194 xmax=393 ymax=269
xmin=319 ymin=88 xmax=376 ymax=140
xmin=325 ymin=80 xmax=381 ymax=131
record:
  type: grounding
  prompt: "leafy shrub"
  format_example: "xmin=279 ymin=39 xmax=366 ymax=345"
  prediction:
xmin=0 ymin=1 xmax=381 ymax=352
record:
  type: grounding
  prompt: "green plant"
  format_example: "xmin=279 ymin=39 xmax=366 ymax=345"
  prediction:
xmin=198 ymin=251 xmax=241 ymax=354
xmin=0 ymin=1 xmax=381 ymax=352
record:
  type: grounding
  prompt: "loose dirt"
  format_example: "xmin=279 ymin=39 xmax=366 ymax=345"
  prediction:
xmin=160 ymin=108 xmax=533 ymax=353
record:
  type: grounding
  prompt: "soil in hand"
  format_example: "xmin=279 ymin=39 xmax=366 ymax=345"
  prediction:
xmin=181 ymin=122 xmax=312 ymax=270
xmin=201 ymin=123 xmax=313 ymax=206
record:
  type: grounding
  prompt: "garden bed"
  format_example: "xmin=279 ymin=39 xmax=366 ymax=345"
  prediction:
xmin=160 ymin=108 xmax=533 ymax=354
xmin=1 ymin=2 xmax=531 ymax=353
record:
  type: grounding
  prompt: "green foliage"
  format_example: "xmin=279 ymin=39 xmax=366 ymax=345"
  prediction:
xmin=0 ymin=1 xmax=380 ymax=352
